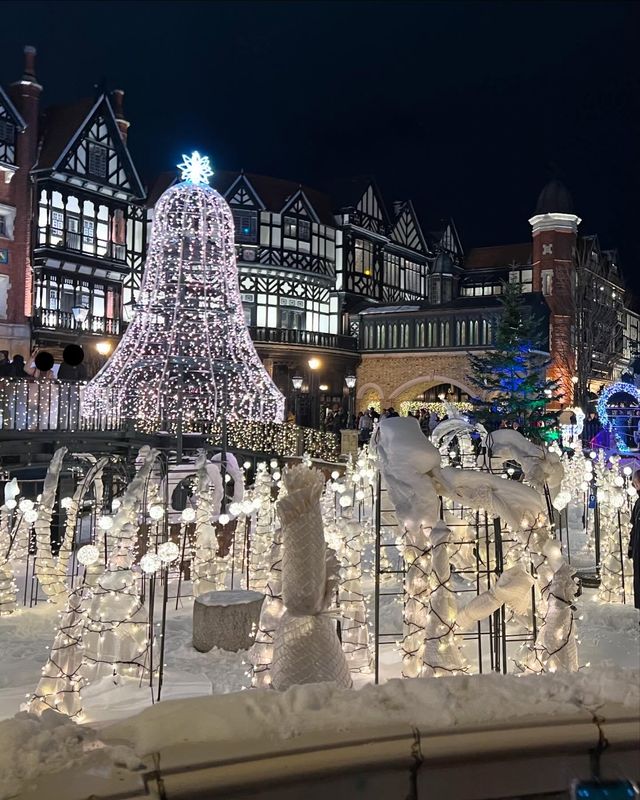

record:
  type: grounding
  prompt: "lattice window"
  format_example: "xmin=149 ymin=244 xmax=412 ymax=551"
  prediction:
xmin=0 ymin=119 xmax=15 ymax=145
xmin=233 ymin=210 xmax=257 ymax=243
xmin=88 ymin=144 xmax=108 ymax=178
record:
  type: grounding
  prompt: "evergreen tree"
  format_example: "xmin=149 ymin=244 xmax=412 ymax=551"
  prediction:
xmin=468 ymin=281 xmax=560 ymax=442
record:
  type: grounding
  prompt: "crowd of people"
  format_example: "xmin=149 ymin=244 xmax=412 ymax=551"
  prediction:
xmin=0 ymin=350 xmax=87 ymax=382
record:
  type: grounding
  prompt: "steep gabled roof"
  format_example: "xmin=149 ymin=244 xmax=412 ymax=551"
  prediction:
xmin=0 ymin=85 xmax=26 ymax=131
xmin=35 ymin=94 xmax=145 ymax=198
xmin=146 ymin=169 xmax=336 ymax=225
xmin=465 ymin=243 xmax=532 ymax=270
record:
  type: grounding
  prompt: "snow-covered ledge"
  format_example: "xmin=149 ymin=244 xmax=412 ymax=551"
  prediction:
xmin=5 ymin=667 xmax=639 ymax=800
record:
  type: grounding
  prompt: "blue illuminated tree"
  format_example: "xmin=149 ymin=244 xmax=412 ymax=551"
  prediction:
xmin=468 ymin=281 xmax=560 ymax=443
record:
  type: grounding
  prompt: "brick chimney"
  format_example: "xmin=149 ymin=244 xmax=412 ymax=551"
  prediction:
xmin=7 ymin=46 xmax=43 ymax=327
xmin=111 ymin=89 xmax=130 ymax=143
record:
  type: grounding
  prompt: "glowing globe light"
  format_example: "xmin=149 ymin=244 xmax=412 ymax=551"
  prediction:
xmin=228 ymin=502 xmax=242 ymax=516
xmin=24 ymin=509 xmax=38 ymax=524
xmin=60 ymin=496 xmax=74 ymax=510
xmin=140 ymin=553 xmax=163 ymax=574
xmin=5 ymin=499 xmax=17 ymax=510
xmin=218 ymin=513 xmax=230 ymax=526
xmin=157 ymin=541 xmax=180 ymax=563
xmin=98 ymin=516 xmax=114 ymax=531
xmin=339 ymin=494 xmax=353 ymax=508
xmin=148 ymin=505 xmax=164 ymax=521
xmin=77 ymin=544 xmax=100 ymax=566
xmin=18 ymin=499 xmax=34 ymax=512
xmin=181 ymin=507 xmax=196 ymax=523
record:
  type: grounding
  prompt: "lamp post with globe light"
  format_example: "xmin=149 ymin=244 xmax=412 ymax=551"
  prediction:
xmin=291 ymin=374 xmax=303 ymax=425
xmin=345 ymin=374 xmax=356 ymax=428
xmin=308 ymin=357 xmax=321 ymax=429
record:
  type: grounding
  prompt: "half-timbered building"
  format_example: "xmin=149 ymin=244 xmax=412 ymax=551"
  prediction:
xmin=0 ymin=47 xmax=146 ymax=371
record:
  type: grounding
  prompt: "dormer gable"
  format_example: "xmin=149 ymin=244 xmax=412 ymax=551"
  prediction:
xmin=389 ymin=200 xmax=427 ymax=254
xmin=281 ymin=188 xmax=320 ymax=224
xmin=0 ymin=85 xmax=26 ymax=169
xmin=224 ymin=173 xmax=265 ymax=210
xmin=35 ymin=94 xmax=144 ymax=198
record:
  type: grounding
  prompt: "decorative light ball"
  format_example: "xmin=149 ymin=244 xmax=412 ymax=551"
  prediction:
xmin=272 ymin=471 xmax=281 ymax=481
xmin=580 ymin=482 xmax=589 ymax=492
xmin=77 ymin=544 xmax=100 ymax=566
xmin=623 ymin=466 xmax=633 ymax=476
xmin=5 ymin=499 xmax=17 ymax=510
xmin=18 ymin=499 xmax=34 ymax=512
xmin=140 ymin=553 xmax=162 ymax=574
xmin=224 ymin=474 xmax=231 ymax=483
xmin=251 ymin=498 xmax=262 ymax=511
xmin=228 ymin=502 xmax=242 ymax=516
xmin=98 ymin=516 xmax=114 ymax=531
xmin=218 ymin=513 xmax=230 ymax=526
xmin=60 ymin=496 xmax=74 ymax=510
xmin=148 ymin=505 xmax=164 ymax=521
xmin=241 ymin=500 xmax=254 ymax=514
xmin=627 ymin=486 xmax=637 ymax=497
xmin=589 ymin=451 xmax=597 ymax=459
xmin=339 ymin=494 xmax=353 ymax=508
xmin=181 ymin=507 xmax=196 ymax=523
xmin=157 ymin=541 xmax=179 ymax=563
xmin=270 ymin=459 xmax=278 ymax=469
xmin=24 ymin=509 xmax=38 ymax=524
xmin=331 ymin=482 xmax=340 ymax=493
xmin=331 ymin=470 xmax=340 ymax=480
xmin=243 ymin=461 xmax=251 ymax=470
xmin=614 ymin=476 xmax=624 ymax=487
xmin=112 ymin=498 xmax=122 ymax=510
xmin=355 ymin=489 xmax=365 ymax=501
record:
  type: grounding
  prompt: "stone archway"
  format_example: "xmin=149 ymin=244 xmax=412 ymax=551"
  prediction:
xmin=389 ymin=375 xmax=479 ymax=405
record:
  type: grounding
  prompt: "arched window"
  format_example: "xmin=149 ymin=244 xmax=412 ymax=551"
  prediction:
xmin=442 ymin=321 xmax=450 ymax=346
xmin=416 ymin=321 xmax=425 ymax=348
xmin=427 ymin=321 xmax=433 ymax=347
xmin=470 ymin=320 xmax=479 ymax=345
xmin=458 ymin=320 xmax=466 ymax=346
xmin=391 ymin=324 xmax=398 ymax=348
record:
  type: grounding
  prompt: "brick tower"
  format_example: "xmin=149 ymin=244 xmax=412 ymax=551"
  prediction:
xmin=529 ymin=180 xmax=581 ymax=404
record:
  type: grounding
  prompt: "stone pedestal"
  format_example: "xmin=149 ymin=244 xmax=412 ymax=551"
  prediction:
xmin=192 ymin=589 xmax=264 ymax=652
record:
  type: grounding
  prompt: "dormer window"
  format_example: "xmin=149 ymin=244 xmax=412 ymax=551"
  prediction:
xmin=0 ymin=120 xmax=15 ymax=145
xmin=233 ymin=210 xmax=257 ymax=243
xmin=88 ymin=143 xmax=107 ymax=178
xmin=284 ymin=216 xmax=311 ymax=242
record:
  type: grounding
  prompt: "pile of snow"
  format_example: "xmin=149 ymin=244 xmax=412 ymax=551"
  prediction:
xmin=104 ymin=666 xmax=639 ymax=757
xmin=1 ymin=666 xmax=637 ymax=799
xmin=0 ymin=709 xmax=145 ymax=800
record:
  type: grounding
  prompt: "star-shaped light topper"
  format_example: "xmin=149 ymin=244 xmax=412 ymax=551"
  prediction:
xmin=177 ymin=151 xmax=214 ymax=185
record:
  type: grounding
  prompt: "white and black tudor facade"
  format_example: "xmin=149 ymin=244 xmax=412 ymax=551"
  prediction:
xmin=1 ymin=46 xmax=638 ymax=424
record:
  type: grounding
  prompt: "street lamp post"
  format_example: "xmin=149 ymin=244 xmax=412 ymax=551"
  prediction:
xmin=345 ymin=374 xmax=356 ymax=428
xmin=291 ymin=374 xmax=303 ymax=425
xmin=308 ymin=357 xmax=321 ymax=429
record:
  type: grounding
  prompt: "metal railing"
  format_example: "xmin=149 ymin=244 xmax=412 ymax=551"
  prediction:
xmin=0 ymin=379 xmax=339 ymax=461
xmin=248 ymin=326 xmax=358 ymax=351
xmin=36 ymin=226 xmax=127 ymax=262
xmin=32 ymin=308 xmax=122 ymax=336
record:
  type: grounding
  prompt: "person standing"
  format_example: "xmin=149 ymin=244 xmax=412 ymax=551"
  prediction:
xmin=0 ymin=350 xmax=10 ymax=377
xmin=358 ymin=409 xmax=373 ymax=444
xmin=629 ymin=471 xmax=640 ymax=611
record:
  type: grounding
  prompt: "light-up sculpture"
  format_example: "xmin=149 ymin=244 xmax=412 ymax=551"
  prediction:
xmin=82 ymin=151 xmax=284 ymax=431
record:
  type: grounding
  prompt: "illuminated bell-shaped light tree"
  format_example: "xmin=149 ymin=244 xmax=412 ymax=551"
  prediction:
xmin=82 ymin=152 xmax=284 ymax=431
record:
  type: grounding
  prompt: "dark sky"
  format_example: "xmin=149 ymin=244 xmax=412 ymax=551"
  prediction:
xmin=3 ymin=1 xmax=639 ymax=285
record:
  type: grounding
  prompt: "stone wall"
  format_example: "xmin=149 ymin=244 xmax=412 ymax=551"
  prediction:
xmin=356 ymin=351 xmax=481 ymax=406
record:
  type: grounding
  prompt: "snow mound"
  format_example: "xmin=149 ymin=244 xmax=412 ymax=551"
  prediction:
xmin=0 ymin=710 xmax=145 ymax=800
xmin=103 ymin=666 xmax=639 ymax=758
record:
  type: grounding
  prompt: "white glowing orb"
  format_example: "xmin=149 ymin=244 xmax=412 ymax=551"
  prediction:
xmin=177 ymin=151 xmax=214 ymax=185
xmin=243 ymin=461 xmax=251 ymax=470
xmin=241 ymin=500 xmax=255 ymax=515
xmin=111 ymin=498 xmax=122 ymax=510
xmin=181 ymin=507 xmax=196 ymax=523
xmin=140 ymin=553 xmax=163 ymax=574
xmin=98 ymin=516 xmax=114 ymax=531
xmin=24 ymin=509 xmax=38 ymax=524
xmin=331 ymin=471 xmax=340 ymax=480
xmin=157 ymin=541 xmax=179 ymax=563
xmin=77 ymin=544 xmax=100 ymax=566
xmin=269 ymin=459 xmax=278 ymax=469
xmin=60 ymin=496 xmax=74 ymax=510
xmin=5 ymin=499 xmax=17 ymax=510
xmin=218 ymin=513 xmax=230 ymax=526
xmin=623 ymin=466 xmax=633 ymax=476
xmin=148 ymin=505 xmax=164 ymax=521
xmin=339 ymin=494 xmax=353 ymax=508
xmin=228 ymin=502 xmax=242 ymax=516
xmin=18 ymin=499 xmax=34 ymax=512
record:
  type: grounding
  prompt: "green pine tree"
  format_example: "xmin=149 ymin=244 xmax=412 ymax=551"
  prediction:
xmin=468 ymin=281 xmax=561 ymax=443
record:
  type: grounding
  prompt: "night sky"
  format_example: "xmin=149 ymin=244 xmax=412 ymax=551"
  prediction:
xmin=3 ymin=1 xmax=638 ymax=286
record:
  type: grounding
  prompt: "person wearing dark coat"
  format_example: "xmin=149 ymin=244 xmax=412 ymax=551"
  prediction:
xmin=57 ymin=362 xmax=87 ymax=381
xmin=629 ymin=471 xmax=640 ymax=611
xmin=9 ymin=354 xmax=28 ymax=378
xmin=0 ymin=350 xmax=10 ymax=377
